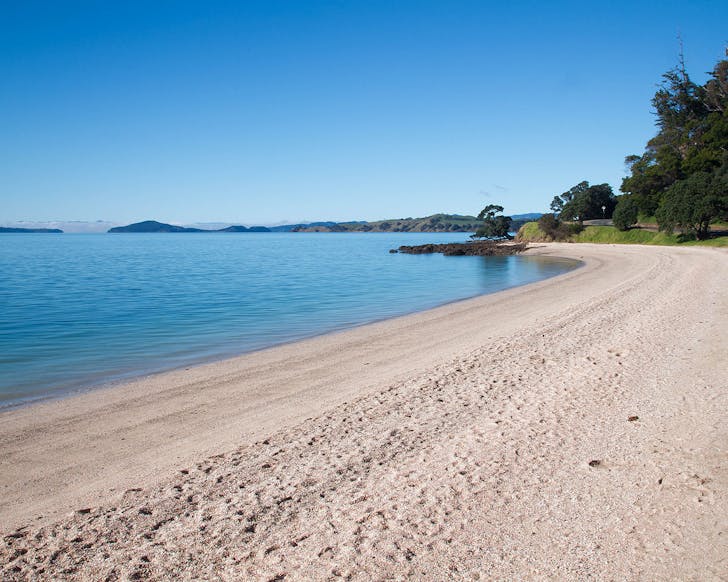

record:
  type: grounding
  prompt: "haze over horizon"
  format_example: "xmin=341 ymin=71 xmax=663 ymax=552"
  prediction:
xmin=2 ymin=1 xmax=727 ymax=225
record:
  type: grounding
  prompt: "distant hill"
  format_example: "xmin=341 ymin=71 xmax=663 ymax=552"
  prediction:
xmin=108 ymin=220 xmax=271 ymax=233
xmin=108 ymin=214 xmax=543 ymax=234
xmin=268 ymin=222 xmax=347 ymax=232
xmin=109 ymin=221 xmax=206 ymax=233
xmin=0 ymin=227 xmax=63 ymax=233
xmin=1 ymin=221 xmax=114 ymax=233
xmin=292 ymin=214 xmax=482 ymax=233
xmin=291 ymin=213 xmax=541 ymax=233
xmin=217 ymin=225 xmax=272 ymax=233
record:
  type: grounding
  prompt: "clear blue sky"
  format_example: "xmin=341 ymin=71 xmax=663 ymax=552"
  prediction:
xmin=2 ymin=1 xmax=727 ymax=225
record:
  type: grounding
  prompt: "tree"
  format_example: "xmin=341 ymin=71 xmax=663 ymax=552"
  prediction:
xmin=612 ymin=197 xmax=639 ymax=231
xmin=473 ymin=204 xmax=513 ymax=239
xmin=651 ymin=60 xmax=706 ymax=148
xmin=549 ymin=196 xmax=564 ymax=214
xmin=621 ymin=53 xmax=728 ymax=216
xmin=704 ymin=59 xmax=728 ymax=113
xmin=550 ymin=181 xmax=589 ymax=216
xmin=557 ymin=181 xmax=616 ymax=222
xmin=655 ymin=171 xmax=728 ymax=239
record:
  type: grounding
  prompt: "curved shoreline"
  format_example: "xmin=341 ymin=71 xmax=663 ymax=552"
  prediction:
xmin=0 ymin=251 xmax=577 ymax=412
xmin=0 ymin=245 xmax=589 ymax=530
xmin=2 ymin=243 xmax=727 ymax=579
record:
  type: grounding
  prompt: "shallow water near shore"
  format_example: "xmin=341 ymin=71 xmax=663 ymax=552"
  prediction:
xmin=0 ymin=232 xmax=578 ymax=407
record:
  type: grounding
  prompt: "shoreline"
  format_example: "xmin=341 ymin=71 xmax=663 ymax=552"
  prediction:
xmin=0 ymin=249 xmax=576 ymax=413
xmin=2 ymin=243 xmax=727 ymax=579
xmin=0 ymin=244 xmax=591 ymax=529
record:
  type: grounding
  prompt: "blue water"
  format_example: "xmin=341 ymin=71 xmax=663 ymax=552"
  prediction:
xmin=0 ymin=233 xmax=578 ymax=407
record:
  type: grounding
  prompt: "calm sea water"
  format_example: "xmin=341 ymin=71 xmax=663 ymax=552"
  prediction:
xmin=0 ymin=233 xmax=578 ymax=407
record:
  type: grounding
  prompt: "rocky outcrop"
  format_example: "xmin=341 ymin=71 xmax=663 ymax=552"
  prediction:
xmin=393 ymin=241 xmax=528 ymax=256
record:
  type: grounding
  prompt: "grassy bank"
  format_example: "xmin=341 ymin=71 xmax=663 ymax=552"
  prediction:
xmin=517 ymin=222 xmax=728 ymax=247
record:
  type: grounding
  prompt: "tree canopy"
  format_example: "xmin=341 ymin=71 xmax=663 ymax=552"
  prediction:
xmin=656 ymin=169 xmax=728 ymax=239
xmin=551 ymin=181 xmax=616 ymax=222
xmin=620 ymin=53 xmax=728 ymax=234
xmin=473 ymin=204 xmax=513 ymax=239
xmin=612 ymin=197 xmax=639 ymax=231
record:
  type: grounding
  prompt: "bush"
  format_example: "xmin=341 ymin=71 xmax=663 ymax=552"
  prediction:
xmin=537 ymin=213 xmax=583 ymax=241
xmin=612 ymin=197 xmax=639 ymax=231
xmin=537 ymin=213 xmax=559 ymax=234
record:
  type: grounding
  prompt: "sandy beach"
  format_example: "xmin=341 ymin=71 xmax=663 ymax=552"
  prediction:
xmin=1 ymin=242 xmax=727 ymax=580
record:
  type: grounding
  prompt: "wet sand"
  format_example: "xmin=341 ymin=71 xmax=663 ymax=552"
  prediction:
xmin=1 ymin=243 xmax=726 ymax=579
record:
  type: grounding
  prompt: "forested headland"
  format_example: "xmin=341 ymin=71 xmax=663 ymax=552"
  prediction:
xmin=516 ymin=50 xmax=728 ymax=245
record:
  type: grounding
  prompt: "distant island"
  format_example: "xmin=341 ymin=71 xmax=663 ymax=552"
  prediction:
xmin=0 ymin=227 xmax=63 ymax=233
xmin=108 ymin=221 xmax=272 ymax=233
xmin=108 ymin=214 xmax=542 ymax=234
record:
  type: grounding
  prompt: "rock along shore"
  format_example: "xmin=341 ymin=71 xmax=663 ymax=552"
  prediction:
xmin=392 ymin=240 xmax=528 ymax=256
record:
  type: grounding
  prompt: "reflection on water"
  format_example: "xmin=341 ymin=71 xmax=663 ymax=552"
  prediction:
xmin=474 ymin=254 xmax=578 ymax=288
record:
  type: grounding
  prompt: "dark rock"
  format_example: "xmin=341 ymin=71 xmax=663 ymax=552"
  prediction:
xmin=395 ymin=241 xmax=528 ymax=256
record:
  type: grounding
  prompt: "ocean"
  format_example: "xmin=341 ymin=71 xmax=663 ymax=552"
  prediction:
xmin=0 ymin=232 xmax=578 ymax=407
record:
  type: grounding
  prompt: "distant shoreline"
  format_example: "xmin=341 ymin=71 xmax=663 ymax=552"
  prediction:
xmin=1 ymin=213 xmax=543 ymax=234
xmin=0 ymin=227 xmax=63 ymax=233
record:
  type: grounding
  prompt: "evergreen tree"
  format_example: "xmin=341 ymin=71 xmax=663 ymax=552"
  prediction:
xmin=612 ymin=197 xmax=639 ymax=231
xmin=621 ymin=52 xmax=728 ymax=233
xmin=656 ymin=170 xmax=728 ymax=239
xmin=473 ymin=205 xmax=513 ymax=239
xmin=557 ymin=182 xmax=616 ymax=222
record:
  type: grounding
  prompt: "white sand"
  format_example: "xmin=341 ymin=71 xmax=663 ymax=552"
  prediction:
xmin=1 ymin=243 xmax=727 ymax=580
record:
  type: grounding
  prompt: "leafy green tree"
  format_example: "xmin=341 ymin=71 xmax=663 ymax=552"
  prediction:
xmin=620 ymin=63 xmax=701 ymax=214
xmin=473 ymin=204 xmax=513 ymax=239
xmin=705 ymin=59 xmax=728 ymax=113
xmin=550 ymin=181 xmax=589 ymax=216
xmin=656 ymin=171 xmax=728 ymax=239
xmin=621 ymin=153 xmax=676 ymax=216
xmin=651 ymin=60 xmax=706 ymax=147
xmin=622 ymin=54 xmax=728 ymax=216
xmin=557 ymin=182 xmax=616 ymax=222
xmin=612 ymin=197 xmax=639 ymax=231
xmin=549 ymin=196 xmax=563 ymax=214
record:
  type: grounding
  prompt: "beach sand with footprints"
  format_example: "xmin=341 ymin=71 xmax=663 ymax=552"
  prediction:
xmin=2 ymin=243 xmax=727 ymax=580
